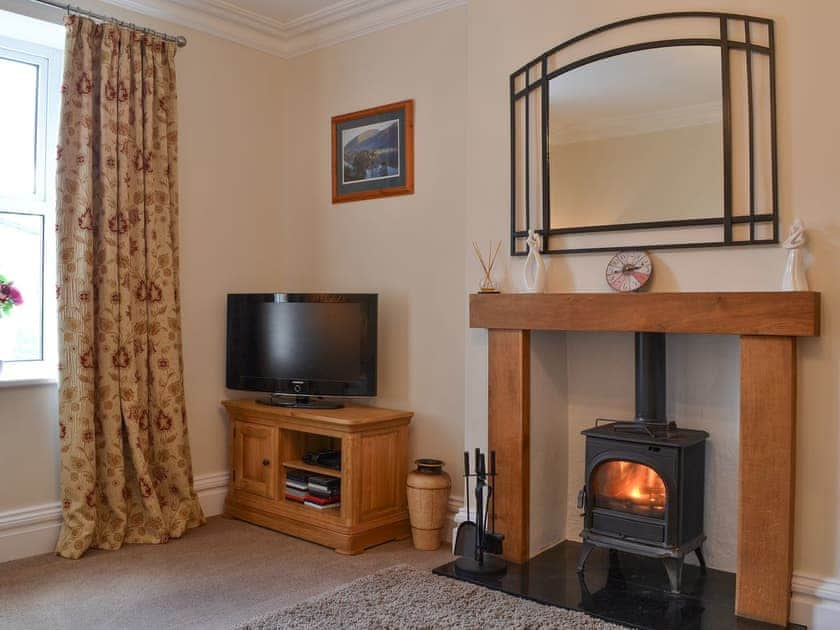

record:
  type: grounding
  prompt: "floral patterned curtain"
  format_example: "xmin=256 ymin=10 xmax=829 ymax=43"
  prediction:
xmin=55 ymin=16 xmax=204 ymax=559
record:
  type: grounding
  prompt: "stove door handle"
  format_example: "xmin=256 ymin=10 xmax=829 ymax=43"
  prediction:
xmin=577 ymin=486 xmax=587 ymax=511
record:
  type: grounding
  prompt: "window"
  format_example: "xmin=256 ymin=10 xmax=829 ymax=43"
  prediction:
xmin=0 ymin=13 xmax=63 ymax=384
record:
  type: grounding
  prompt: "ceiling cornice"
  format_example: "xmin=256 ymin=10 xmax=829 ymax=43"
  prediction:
xmin=551 ymin=101 xmax=723 ymax=146
xmin=282 ymin=0 xmax=466 ymax=57
xmin=99 ymin=0 xmax=466 ymax=58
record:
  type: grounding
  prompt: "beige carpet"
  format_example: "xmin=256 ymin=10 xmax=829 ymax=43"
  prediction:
xmin=239 ymin=565 xmax=626 ymax=630
xmin=0 ymin=516 xmax=452 ymax=630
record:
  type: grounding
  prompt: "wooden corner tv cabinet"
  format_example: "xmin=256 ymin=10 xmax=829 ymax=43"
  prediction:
xmin=221 ymin=399 xmax=412 ymax=555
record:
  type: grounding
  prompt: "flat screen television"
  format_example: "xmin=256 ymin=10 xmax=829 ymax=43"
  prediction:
xmin=226 ymin=293 xmax=377 ymax=409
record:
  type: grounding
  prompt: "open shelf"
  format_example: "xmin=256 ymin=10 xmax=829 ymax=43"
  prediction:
xmin=281 ymin=430 xmax=342 ymax=517
xmin=280 ymin=494 xmax=343 ymax=521
xmin=282 ymin=459 xmax=342 ymax=478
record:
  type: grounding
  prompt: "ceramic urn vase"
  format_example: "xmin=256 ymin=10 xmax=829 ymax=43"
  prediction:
xmin=406 ymin=459 xmax=451 ymax=550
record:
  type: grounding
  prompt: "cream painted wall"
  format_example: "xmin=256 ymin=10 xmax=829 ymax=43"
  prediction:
xmin=464 ymin=0 xmax=840 ymax=601
xmin=0 ymin=0 xmax=287 ymax=512
xmin=281 ymin=8 xmax=468 ymax=497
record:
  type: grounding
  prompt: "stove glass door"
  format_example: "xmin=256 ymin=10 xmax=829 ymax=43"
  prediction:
xmin=591 ymin=460 xmax=666 ymax=519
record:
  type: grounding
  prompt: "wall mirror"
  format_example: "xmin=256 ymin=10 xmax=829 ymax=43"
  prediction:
xmin=511 ymin=13 xmax=778 ymax=255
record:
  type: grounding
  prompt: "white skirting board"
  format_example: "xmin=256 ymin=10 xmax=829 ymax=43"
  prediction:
xmin=440 ymin=496 xmax=463 ymax=544
xmin=791 ymin=574 xmax=840 ymax=629
xmin=0 ymin=471 xmax=230 ymax=564
xmin=0 ymin=479 xmax=457 ymax=564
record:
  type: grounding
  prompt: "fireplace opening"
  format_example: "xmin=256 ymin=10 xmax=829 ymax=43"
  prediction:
xmin=577 ymin=332 xmax=709 ymax=594
xmin=592 ymin=460 xmax=666 ymax=519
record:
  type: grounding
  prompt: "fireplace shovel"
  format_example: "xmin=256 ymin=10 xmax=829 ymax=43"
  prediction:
xmin=453 ymin=452 xmax=477 ymax=556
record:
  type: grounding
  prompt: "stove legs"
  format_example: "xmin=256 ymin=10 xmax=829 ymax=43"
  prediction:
xmin=695 ymin=546 xmax=707 ymax=572
xmin=578 ymin=541 xmax=699 ymax=595
xmin=576 ymin=541 xmax=594 ymax=573
xmin=607 ymin=549 xmax=627 ymax=585
xmin=662 ymin=556 xmax=684 ymax=594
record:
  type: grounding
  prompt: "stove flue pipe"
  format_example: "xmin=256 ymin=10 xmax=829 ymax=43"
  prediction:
xmin=635 ymin=332 xmax=667 ymax=424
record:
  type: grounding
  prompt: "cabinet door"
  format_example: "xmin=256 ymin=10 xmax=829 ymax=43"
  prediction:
xmin=233 ymin=421 xmax=278 ymax=499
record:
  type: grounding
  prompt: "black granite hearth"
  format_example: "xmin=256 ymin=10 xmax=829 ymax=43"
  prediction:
xmin=433 ymin=541 xmax=805 ymax=630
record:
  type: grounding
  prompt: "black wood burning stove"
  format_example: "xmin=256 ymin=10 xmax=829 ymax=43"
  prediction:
xmin=577 ymin=332 xmax=709 ymax=594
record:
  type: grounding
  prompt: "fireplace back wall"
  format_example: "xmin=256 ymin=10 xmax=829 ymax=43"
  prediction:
xmin=562 ymin=332 xmax=739 ymax=571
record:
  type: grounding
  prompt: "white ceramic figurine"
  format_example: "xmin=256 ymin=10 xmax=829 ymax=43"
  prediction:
xmin=781 ymin=219 xmax=808 ymax=291
xmin=523 ymin=229 xmax=546 ymax=293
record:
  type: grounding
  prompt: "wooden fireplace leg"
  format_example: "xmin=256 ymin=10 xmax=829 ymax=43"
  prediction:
xmin=737 ymin=335 xmax=796 ymax=626
xmin=487 ymin=329 xmax=530 ymax=564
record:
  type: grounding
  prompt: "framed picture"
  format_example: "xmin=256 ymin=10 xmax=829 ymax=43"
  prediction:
xmin=331 ymin=100 xmax=414 ymax=203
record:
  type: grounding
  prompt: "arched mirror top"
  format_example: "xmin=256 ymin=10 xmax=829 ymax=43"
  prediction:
xmin=510 ymin=12 xmax=778 ymax=255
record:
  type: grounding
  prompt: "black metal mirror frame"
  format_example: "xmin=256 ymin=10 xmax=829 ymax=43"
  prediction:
xmin=510 ymin=12 xmax=778 ymax=255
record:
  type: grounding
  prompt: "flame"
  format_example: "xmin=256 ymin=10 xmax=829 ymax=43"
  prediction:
xmin=592 ymin=460 xmax=666 ymax=517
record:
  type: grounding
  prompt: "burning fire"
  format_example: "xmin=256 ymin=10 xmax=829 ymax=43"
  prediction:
xmin=593 ymin=461 xmax=666 ymax=517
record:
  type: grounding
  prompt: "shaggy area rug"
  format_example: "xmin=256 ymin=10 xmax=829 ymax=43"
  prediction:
xmin=237 ymin=565 xmax=627 ymax=629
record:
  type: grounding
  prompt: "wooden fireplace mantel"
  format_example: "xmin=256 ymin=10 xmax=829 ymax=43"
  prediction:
xmin=470 ymin=291 xmax=820 ymax=336
xmin=471 ymin=291 xmax=821 ymax=626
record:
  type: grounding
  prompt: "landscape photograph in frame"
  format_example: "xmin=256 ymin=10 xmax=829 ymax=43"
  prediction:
xmin=332 ymin=100 xmax=414 ymax=203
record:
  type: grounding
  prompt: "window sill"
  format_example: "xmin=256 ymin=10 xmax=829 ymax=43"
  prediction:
xmin=0 ymin=361 xmax=58 ymax=388
xmin=0 ymin=377 xmax=57 ymax=388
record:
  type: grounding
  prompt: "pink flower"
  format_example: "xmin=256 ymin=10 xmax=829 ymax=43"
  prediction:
xmin=8 ymin=286 xmax=22 ymax=306
xmin=0 ymin=278 xmax=23 ymax=315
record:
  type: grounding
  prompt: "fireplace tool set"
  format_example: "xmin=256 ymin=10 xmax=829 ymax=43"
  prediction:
xmin=453 ymin=448 xmax=506 ymax=576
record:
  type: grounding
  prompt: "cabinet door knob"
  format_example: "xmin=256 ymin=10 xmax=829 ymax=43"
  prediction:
xmin=262 ymin=458 xmax=270 ymax=467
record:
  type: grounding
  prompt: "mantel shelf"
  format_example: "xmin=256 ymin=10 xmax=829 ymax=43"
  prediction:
xmin=470 ymin=291 xmax=820 ymax=337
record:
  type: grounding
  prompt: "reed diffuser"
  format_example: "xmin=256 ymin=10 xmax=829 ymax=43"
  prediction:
xmin=472 ymin=241 xmax=501 ymax=293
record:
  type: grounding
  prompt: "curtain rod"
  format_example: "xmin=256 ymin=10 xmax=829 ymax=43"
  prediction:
xmin=24 ymin=0 xmax=188 ymax=47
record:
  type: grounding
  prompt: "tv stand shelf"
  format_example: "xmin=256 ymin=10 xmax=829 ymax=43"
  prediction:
xmin=282 ymin=459 xmax=343 ymax=478
xmin=222 ymin=399 xmax=412 ymax=554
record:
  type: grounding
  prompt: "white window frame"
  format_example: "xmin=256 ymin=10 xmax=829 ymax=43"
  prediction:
xmin=0 ymin=34 xmax=62 ymax=386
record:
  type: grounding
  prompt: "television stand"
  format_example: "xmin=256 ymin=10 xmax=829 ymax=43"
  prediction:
xmin=258 ymin=395 xmax=344 ymax=410
xmin=222 ymin=399 xmax=412 ymax=554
